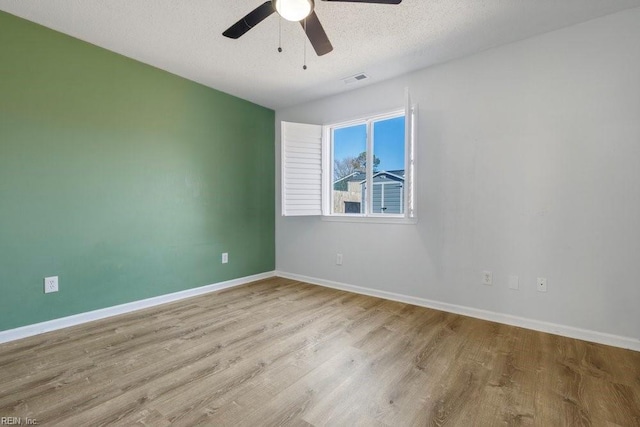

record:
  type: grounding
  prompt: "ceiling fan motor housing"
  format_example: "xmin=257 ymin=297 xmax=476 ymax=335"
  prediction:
xmin=273 ymin=0 xmax=315 ymax=22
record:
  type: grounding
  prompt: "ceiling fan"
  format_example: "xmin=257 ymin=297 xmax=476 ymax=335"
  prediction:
xmin=222 ymin=0 xmax=402 ymax=57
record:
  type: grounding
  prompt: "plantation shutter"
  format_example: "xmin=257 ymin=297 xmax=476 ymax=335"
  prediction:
xmin=281 ymin=121 xmax=323 ymax=216
xmin=404 ymin=88 xmax=417 ymax=218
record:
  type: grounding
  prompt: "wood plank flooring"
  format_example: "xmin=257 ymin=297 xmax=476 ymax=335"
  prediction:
xmin=1 ymin=277 xmax=639 ymax=426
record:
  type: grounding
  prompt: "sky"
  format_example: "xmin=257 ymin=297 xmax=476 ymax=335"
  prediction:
xmin=333 ymin=115 xmax=405 ymax=173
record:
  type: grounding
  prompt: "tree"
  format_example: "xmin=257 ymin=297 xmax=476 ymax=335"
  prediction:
xmin=352 ymin=151 xmax=380 ymax=173
xmin=334 ymin=151 xmax=382 ymax=181
xmin=334 ymin=156 xmax=358 ymax=180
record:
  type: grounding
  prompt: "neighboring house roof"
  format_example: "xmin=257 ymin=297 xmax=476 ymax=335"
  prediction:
xmin=333 ymin=171 xmax=366 ymax=191
xmin=333 ymin=171 xmax=365 ymax=185
xmin=334 ymin=170 xmax=405 ymax=190
xmin=383 ymin=169 xmax=406 ymax=178
xmin=333 ymin=169 xmax=404 ymax=185
xmin=359 ymin=170 xmax=405 ymax=185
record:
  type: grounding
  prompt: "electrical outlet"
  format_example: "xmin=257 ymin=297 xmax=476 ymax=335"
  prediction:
xmin=222 ymin=253 xmax=228 ymax=264
xmin=44 ymin=276 xmax=59 ymax=293
xmin=336 ymin=253 xmax=343 ymax=266
xmin=482 ymin=271 xmax=492 ymax=286
xmin=537 ymin=277 xmax=547 ymax=292
xmin=508 ymin=275 xmax=519 ymax=290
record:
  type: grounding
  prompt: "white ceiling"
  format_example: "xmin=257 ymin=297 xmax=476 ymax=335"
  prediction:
xmin=1 ymin=0 xmax=639 ymax=110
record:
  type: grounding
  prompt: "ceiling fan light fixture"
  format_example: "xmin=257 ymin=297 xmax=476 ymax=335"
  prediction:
xmin=273 ymin=0 xmax=314 ymax=22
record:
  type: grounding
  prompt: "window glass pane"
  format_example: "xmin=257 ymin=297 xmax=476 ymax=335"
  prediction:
xmin=332 ymin=124 xmax=366 ymax=214
xmin=372 ymin=116 xmax=405 ymax=214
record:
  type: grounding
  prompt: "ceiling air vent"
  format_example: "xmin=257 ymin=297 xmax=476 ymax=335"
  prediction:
xmin=343 ymin=73 xmax=369 ymax=84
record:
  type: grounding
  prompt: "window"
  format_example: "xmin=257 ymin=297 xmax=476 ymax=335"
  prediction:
xmin=330 ymin=112 xmax=408 ymax=217
xmin=282 ymin=90 xmax=416 ymax=221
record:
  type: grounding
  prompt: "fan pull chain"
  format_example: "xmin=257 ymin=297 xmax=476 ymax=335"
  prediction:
xmin=303 ymin=18 xmax=307 ymax=70
xmin=278 ymin=16 xmax=282 ymax=53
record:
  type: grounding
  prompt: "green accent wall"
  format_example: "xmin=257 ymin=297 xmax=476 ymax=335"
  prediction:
xmin=0 ymin=11 xmax=275 ymax=331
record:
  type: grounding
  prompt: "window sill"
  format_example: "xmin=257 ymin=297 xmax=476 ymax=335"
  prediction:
xmin=321 ymin=215 xmax=418 ymax=225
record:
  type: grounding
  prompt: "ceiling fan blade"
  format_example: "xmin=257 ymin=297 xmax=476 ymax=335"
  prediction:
xmin=301 ymin=11 xmax=333 ymax=56
xmin=222 ymin=1 xmax=275 ymax=39
xmin=321 ymin=0 xmax=401 ymax=3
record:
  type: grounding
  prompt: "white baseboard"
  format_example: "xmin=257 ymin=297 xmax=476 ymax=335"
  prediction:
xmin=276 ymin=271 xmax=640 ymax=352
xmin=0 ymin=271 xmax=276 ymax=345
xmin=4 ymin=270 xmax=637 ymax=352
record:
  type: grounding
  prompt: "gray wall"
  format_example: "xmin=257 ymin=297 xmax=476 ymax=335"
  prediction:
xmin=275 ymin=8 xmax=640 ymax=340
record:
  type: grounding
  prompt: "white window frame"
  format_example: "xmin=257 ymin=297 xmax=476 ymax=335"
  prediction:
xmin=325 ymin=109 xmax=404 ymax=218
xmin=322 ymin=105 xmax=416 ymax=224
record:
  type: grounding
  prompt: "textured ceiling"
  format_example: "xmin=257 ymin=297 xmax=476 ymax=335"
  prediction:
xmin=1 ymin=0 xmax=639 ymax=110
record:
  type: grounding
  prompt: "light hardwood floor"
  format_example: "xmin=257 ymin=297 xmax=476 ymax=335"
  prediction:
xmin=1 ymin=277 xmax=639 ymax=426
